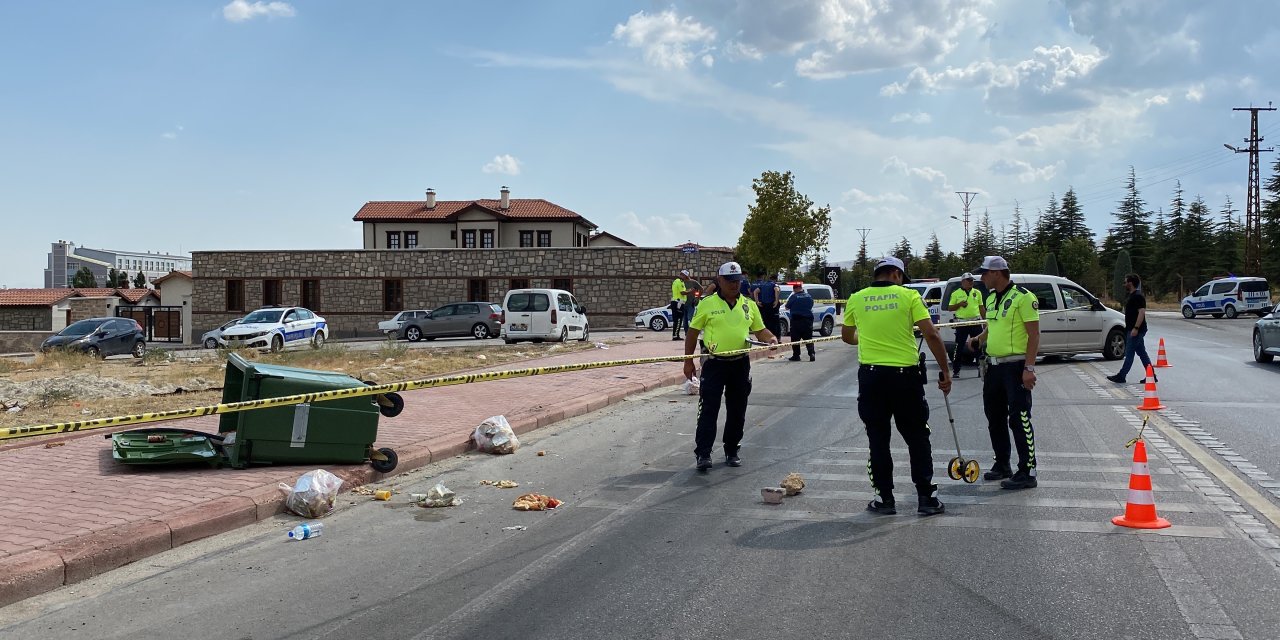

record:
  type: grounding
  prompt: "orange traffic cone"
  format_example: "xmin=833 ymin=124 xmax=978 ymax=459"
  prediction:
xmin=1112 ymin=439 xmax=1171 ymax=529
xmin=1154 ymin=338 xmax=1172 ymax=368
xmin=1137 ymin=365 xmax=1166 ymax=411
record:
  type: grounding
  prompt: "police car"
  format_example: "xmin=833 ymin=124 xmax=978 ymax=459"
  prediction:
xmin=221 ymin=306 xmax=328 ymax=352
xmin=905 ymin=281 xmax=944 ymax=324
xmin=1180 ymin=276 xmax=1272 ymax=319
xmin=778 ymin=284 xmax=838 ymax=336
xmin=635 ymin=306 xmax=675 ymax=331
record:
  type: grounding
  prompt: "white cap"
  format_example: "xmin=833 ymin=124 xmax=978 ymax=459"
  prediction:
xmin=974 ymin=256 xmax=1010 ymax=273
xmin=717 ymin=261 xmax=746 ymax=282
xmin=873 ymin=256 xmax=906 ymax=274
xmin=679 ymin=269 xmax=690 ymax=277
xmin=961 ymin=272 xmax=975 ymax=281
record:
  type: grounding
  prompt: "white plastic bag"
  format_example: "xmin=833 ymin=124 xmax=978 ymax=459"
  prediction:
xmin=278 ymin=469 xmax=344 ymax=518
xmin=472 ymin=415 xmax=520 ymax=454
xmin=682 ymin=376 xmax=701 ymax=395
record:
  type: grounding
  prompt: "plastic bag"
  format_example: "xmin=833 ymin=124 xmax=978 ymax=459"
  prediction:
xmin=682 ymin=376 xmax=700 ymax=395
xmin=413 ymin=482 xmax=462 ymax=508
xmin=472 ymin=415 xmax=520 ymax=454
xmin=278 ymin=469 xmax=344 ymax=518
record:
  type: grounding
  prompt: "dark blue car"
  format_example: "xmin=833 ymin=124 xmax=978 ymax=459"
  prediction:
xmin=41 ymin=317 xmax=146 ymax=359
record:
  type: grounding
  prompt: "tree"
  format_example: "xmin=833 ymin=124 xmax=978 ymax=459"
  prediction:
xmin=117 ymin=270 xmax=132 ymax=287
xmin=1040 ymin=192 xmax=1062 ymax=253
xmin=1059 ymin=237 xmax=1104 ymax=294
xmin=107 ymin=268 xmax=121 ymax=289
xmin=1182 ymin=196 xmax=1216 ymax=286
xmin=1217 ymin=196 xmax=1242 ymax=278
xmin=1042 ymin=253 xmax=1060 ymax=277
xmin=132 ymin=271 xmax=147 ymax=288
xmin=736 ymin=170 xmax=833 ymax=275
xmin=1112 ymin=249 xmax=1133 ymax=302
xmin=1262 ymin=157 xmax=1280 ymax=283
xmin=71 ymin=266 xmax=98 ymax=288
xmin=1103 ymin=167 xmax=1152 ymax=276
xmin=924 ymin=233 xmax=943 ymax=267
xmin=1059 ymin=187 xmax=1091 ymax=242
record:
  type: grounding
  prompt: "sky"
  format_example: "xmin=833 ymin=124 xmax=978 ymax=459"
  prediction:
xmin=2 ymin=0 xmax=1279 ymax=287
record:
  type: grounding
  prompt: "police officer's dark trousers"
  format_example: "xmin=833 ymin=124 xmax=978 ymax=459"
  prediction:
xmin=760 ymin=306 xmax=781 ymax=338
xmin=857 ymin=365 xmax=934 ymax=501
xmin=695 ymin=356 xmax=751 ymax=458
xmin=790 ymin=315 xmax=814 ymax=358
xmin=983 ymin=362 xmax=1037 ymax=472
xmin=952 ymin=324 xmax=981 ymax=374
xmin=669 ymin=302 xmax=684 ymax=338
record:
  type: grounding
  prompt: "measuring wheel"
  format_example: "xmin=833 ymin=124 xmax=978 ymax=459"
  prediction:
xmin=962 ymin=459 xmax=981 ymax=484
xmin=947 ymin=456 xmax=964 ymax=481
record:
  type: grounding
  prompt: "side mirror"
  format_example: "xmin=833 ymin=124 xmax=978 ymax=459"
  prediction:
xmin=576 ymin=305 xmax=587 ymax=314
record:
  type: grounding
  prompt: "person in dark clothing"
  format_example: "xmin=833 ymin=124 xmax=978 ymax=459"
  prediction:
xmin=1107 ymin=274 xmax=1154 ymax=384
xmin=784 ymin=282 xmax=816 ymax=361
xmin=754 ymin=273 xmax=782 ymax=338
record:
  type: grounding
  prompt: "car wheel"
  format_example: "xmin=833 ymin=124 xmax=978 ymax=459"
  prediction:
xmin=311 ymin=330 xmax=325 ymax=349
xmin=1181 ymin=306 xmax=1195 ymax=319
xmin=1255 ymin=331 xmax=1274 ymax=363
xmin=649 ymin=316 xmax=667 ymax=332
xmin=559 ymin=327 xmax=569 ymax=342
xmin=578 ymin=323 xmax=589 ymax=342
xmin=1211 ymin=313 xmax=1224 ymax=319
xmin=86 ymin=346 xmax=102 ymax=359
xmin=1224 ymin=304 xmax=1238 ymax=319
xmin=472 ymin=323 xmax=490 ymax=339
xmin=820 ymin=316 xmax=835 ymax=337
xmin=779 ymin=319 xmax=789 ymax=337
xmin=204 ymin=338 xmax=218 ymax=349
xmin=270 ymin=335 xmax=283 ymax=353
xmin=1102 ymin=328 xmax=1125 ymax=360
xmin=132 ymin=341 xmax=146 ymax=359
xmin=405 ymin=326 xmax=422 ymax=342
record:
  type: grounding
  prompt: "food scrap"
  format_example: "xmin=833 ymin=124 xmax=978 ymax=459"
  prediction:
xmin=513 ymin=493 xmax=563 ymax=511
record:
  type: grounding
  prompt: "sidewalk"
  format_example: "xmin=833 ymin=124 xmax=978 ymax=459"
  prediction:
xmin=0 ymin=334 xmax=744 ymax=606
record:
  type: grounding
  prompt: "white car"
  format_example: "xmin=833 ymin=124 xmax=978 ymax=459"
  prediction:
xmin=778 ymin=284 xmax=838 ymax=336
xmin=635 ymin=306 xmax=675 ymax=331
xmin=501 ymin=289 xmax=589 ymax=344
xmin=379 ymin=309 xmax=431 ymax=335
xmin=905 ymin=282 xmax=944 ymax=324
xmin=1181 ymin=276 xmax=1272 ymax=319
xmin=222 ymin=306 xmax=328 ymax=352
xmin=201 ymin=318 xmax=242 ymax=349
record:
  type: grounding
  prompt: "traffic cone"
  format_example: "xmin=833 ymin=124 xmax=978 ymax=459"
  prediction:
xmin=1137 ymin=365 xmax=1166 ymax=411
xmin=1112 ymin=439 xmax=1171 ymax=529
xmin=1154 ymin=338 xmax=1172 ymax=368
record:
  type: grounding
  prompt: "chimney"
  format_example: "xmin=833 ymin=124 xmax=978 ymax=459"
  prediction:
xmin=425 ymin=188 xmax=436 ymax=209
xmin=500 ymin=186 xmax=510 ymax=210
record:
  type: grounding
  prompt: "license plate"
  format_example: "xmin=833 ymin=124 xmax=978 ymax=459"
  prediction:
xmin=511 ymin=324 xmax=528 ymax=331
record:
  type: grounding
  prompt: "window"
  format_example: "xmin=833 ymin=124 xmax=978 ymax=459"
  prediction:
xmin=460 ymin=304 xmax=480 ymax=316
xmin=263 ymin=279 xmax=283 ymax=307
xmin=537 ymin=231 xmax=552 ymax=247
xmin=1240 ymin=280 xmax=1269 ymax=292
xmin=510 ymin=278 xmax=530 ymax=290
xmin=463 ymin=230 xmax=477 ymax=248
xmin=1211 ymin=282 xmax=1236 ymax=295
xmin=387 ymin=231 xmax=401 ymax=249
xmin=283 ymin=309 xmax=299 ymax=324
xmin=431 ymin=305 xmax=454 ymax=317
xmin=469 ymin=279 xmax=489 ymax=301
xmin=481 ymin=230 xmax=494 ymax=248
xmin=405 ymin=232 xmax=418 ymax=249
xmin=450 ymin=230 xmax=457 ymax=241
xmin=556 ymin=293 xmax=573 ymax=311
xmin=1194 ymin=285 xmax=1210 ymax=297
xmin=383 ymin=279 xmax=404 ymax=312
xmin=506 ymin=292 xmax=549 ymax=312
xmin=1019 ymin=283 xmax=1058 ymax=310
xmin=519 ymin=231 xmax=534 ymax=248
xmin=296 ymin=308 xmax=313 ymax=320
xmin=552 ymin=278 xmax=572 ymax=292
xmin=301 ymin=279 xmax=321 ymax=310
xmin=1059 ymin=285 xmax=1093 ymax=310
xmin=225 ymin=280 xmax=245 ymax=312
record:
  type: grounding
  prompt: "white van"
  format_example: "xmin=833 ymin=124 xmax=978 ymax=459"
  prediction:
xmin=937 ymin=274 xmax=1127 ymax=360
xmin=778 ymin=283 xmax=838 ymax=336
xmin=501 ymin=289 xmax=589 ymax=344
xmin=1180 ymin=276 xmax=1272 ymax=319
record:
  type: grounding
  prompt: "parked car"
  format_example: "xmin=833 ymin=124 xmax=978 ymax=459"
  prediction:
xmin=1181 ymin=276 xmax=1272 ymax=319
xmin=905 ymin=281 xmax=945 ymax=324
xmin=634 ymin=306 xmax=675 ymax=332
xmin=201 ymin=318 xmax=242 ymax=349
xmin=399 ymin=302 xmax=502 ymax=341
xmin=379 ymin=309 xmax=431 ymax=336
xmin=778 ymin=283 xmax=838 ymax=337
xmin=937 ymin=274 xmax=1127 ymax=360
xmin=502 ymin=289 xmax=589 ymax=344
xmin=222 ymin=306 xmax=328 ymax=352
xmin=41 ymin=317 xmax=146 ymax=359
xmin=1253 ymin=301 xmax=1280 ymax=363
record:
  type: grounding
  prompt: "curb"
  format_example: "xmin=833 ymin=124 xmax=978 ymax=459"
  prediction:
xmin=0 ymin=355 xmax=714 ymax=608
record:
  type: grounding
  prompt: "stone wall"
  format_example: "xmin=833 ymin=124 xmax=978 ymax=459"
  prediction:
xmin=0 ymin=307 xmax=52 ymax=332
xmin=69 ymin=297 xmax=119 ymax=324
xmin=0 ymin=331 xmax=53 ymax=354
xmin=192 ymin=247 xmax=734 ymax=337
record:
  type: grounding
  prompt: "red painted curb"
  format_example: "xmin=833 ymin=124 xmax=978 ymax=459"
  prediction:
xmin=0 ymin=551 xmax=65 ymax=608
xmin=47 ymin=521 xmax=172 ymax=585
xmin=164 ymin=496 xmax=258 ymax=548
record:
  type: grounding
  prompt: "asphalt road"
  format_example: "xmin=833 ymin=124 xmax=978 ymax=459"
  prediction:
xmin=3 ymin=321 xmax=1279 ymax=640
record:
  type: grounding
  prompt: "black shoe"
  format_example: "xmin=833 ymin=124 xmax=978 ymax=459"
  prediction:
xmin=1106 ymin=374 xmax=1125 ymax=384
xmin=983 ymin=464 xmax=1012 ymax=481
xmin=1140 ymin=375 xmax=1158 ymax=384
xmin=866 ymin=499 xmax=897 ymax=515
xmin=809 ymin=355 xmax=816 ymax=362
xmin=917 ymin=494 xmax=945 ymax=516
xmin=672 ymin=336 xmax=682 ymax=341
xmin=725 ymin=455 xmax=742 ymax=467
xmin=787 ymin=355 xmax=801 ymax=361
xmin=696 ymin=456 xmax=712 ymax=471
xmin=1001 ymin=469 xmax=1038 ymax=490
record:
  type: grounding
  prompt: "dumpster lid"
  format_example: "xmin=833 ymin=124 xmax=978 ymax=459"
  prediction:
xmin=109 ymin=428 xmax=223 ymax=466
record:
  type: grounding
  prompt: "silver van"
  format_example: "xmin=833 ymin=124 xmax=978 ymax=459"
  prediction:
xmin=501 ymin=288 xmax=589 ymax=344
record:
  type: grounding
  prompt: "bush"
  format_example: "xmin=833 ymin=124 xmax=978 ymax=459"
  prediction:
xmin=375 ymin=339 xmax=409 ymax=360
xmin=140 ymin=348 xmax=174 ymax=364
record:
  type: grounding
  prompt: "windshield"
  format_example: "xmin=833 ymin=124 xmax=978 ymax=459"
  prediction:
xmin=60 ymin=319 xmax=105 ymax=337
xmin=241 ymin=310 xmax=285 ymax=324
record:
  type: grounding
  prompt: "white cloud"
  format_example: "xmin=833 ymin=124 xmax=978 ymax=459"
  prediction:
xmin=1185 ymin=84 xmax=1205 ymax=102
xmin=222 ymin=0 xmax=295 ymax=23
xmin=481 ymin=154 xmax=522 ymax=176
xmin=620 ymin=211 xmax=705 ymax=246
xmin=989 ymin=158 xmax=1060 ymax=183
xmin=612 ymin=10 xmax=717 ymax=70
xmin=1145 ymin=94 xmax=1169 ymax=108
xmin=723 ymin=40 xmax=764 ymax=62
xmin=842 ymin=188 xmax=909 ymax=205
xmin=701 ymin=54 xmax=715 ymax=68
xmin=161 ymin=125 xmax=184 ymax=140
xmin=1015 ymin=132 xmax=1041 ymax=147
xmin=890 ymin=111 xmax=932 ymax=124
xmin=770 ymin=80 xmax=786 ymax=89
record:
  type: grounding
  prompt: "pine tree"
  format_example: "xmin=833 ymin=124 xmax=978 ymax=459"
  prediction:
xmin=1217 ymin=196 xmax=1243 ymax=278
xmin=1103 ymin=167 xmax=1152 ymax=276
xmin=1041 ymin=192 xmax=1062 ymax=253
xmin=1262 ymin=157 xmax=1280 ymax=283
xmin=1112 ymin=249 xmax=1133 ymax=302
xmin=132 ymin=271 xmax=147 ymax=288
xmin=71 ymin=266 xmax=98 ymax=289
xmin=1184 ymin=196 xmax=1216 ymax=286
xmin=1150 ymin=208 xmax=1169 ymax=298
xmin=107 ymin=268 xmax=120 ymax=289
xmin=1007 ymin=201 xmax=1025 ymax=253
xmin=1059 ymin=187 xmax=1091 ymax=242
xmin=1043 ymin=253 xmax=1060 ymax=277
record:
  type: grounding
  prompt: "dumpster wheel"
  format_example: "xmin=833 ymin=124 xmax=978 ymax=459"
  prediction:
xmin=377 ymin=392 xmax=405 ymax=418
xmin=370 ymin=447 xmax=398 ymax=473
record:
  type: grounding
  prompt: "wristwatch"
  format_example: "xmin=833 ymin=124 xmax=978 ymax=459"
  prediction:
xmin=1024 ymin=366 xmax=1036 ymax=373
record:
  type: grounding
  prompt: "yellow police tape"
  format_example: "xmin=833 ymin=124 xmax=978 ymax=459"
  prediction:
xmin=0 ymin=306 xmax=1090 ymax=442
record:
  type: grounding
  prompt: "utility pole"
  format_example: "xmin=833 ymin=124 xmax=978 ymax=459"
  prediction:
xmin=956 ymin=191 xmax=978 ymax=244
xmin=855 ymin=228 xmax=871 ymax=264
xmin=1225 ymin=103 xmax=1275 ymax=275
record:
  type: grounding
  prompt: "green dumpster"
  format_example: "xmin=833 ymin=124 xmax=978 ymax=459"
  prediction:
xmin=216 ymin=353 xmax=400 ymax=471
xmin=106 ymin=428 xmax=223 ymax=466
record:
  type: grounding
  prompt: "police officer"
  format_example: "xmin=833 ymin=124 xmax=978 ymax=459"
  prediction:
xmin=670 ymin=270 xmax=693 ymax=340
xmin=966 ymin=256 xmax=1040 ymax=490
xmin=684 ymin=261 xmax=778 ymax=471
xmin=753 ymin=272 xmax=782 ymax=338
xmin=843 ymin=257 xmax=952 ymax=516
xmin=946 ymin=272 xmax=986 ymax=377
xmin=785 ymin=282 xmax=816 ymax=361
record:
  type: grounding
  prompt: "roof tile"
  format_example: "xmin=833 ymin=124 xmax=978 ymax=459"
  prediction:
xmin=353 ymin=198 xmax=594 ymax=226
xmin=0 ymin=289 xmax=79 ymax=307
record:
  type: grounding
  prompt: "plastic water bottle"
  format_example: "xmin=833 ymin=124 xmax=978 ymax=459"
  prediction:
xmin=287 ymin=522 xmax=324 ymax=540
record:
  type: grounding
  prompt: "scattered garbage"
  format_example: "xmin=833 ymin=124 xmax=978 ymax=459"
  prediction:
xmin=537 ymin=450 xmax=547 ymax=457
xmin=476 ymin=354 xmax=488 ymax=361
xmin=594 ymin=342 xmax=610 ymax=349
xmin=682 ymin=377 xmax=700 ymax=395
xmin=413 ymin=483 xmax=462 ymax=508
xmin=351 ymin=486 xmax=376 ymax=496
xmin=279 ymin=469 xmax=344 ymax=518
xmin=480 ymin=480 xmax=520 ymax=489
xmin=374 ymin=489 xmax=393 ymax=501
xmin=513 ymin=493 xmax=563 ymax=511
xmin=760 ymin=487 xmax=785 ymax=505
xmin=781 ymin=473 xmax=805 ymax=496
xmin=43 ymin=441 xmax=65 ymax=449
xmin=472 ymin=415 xmax=520 ymax=454
xmin=502 ymin=525 xmax=528 ymax=531
xmin=288 ymin=522 xmax=324 ymax=540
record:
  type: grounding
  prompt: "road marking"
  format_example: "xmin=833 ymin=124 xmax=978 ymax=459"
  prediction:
xmin=796 ymin=489 xmax=1209 ymax=513
xmin=798 ymin=472 xmax=1192 ymax=492
xmin=801 ymin=458 xmax=1178 ymax=474
xmin=1141 ymin=536 xmax=1244 ymax=639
